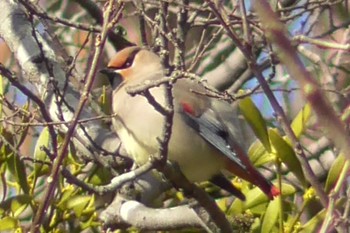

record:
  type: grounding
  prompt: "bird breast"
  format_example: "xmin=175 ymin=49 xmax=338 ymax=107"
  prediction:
xmin=112 ymin=80 xmax=225 ymax=182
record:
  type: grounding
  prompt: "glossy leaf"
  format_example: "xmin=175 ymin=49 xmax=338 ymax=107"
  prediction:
xmin=0 ymin=195 xmax=28 ymax=210
xmin=7 ymin=153 xmax=30 ymax=194
xmin=291 ymin=103 xmax=312 ymax=139
xmin=325 ymin=153 xmax=347 ymax=193
xmin=261 ymin=198 xmax=279 ymax=233
xmin=227 ymin=198 xmax=244 ymax=215
xmin=244 ymin=187 xmax=270 ymax=210
xmin=99 ymin=85 xmax=111 ymax=114
xmin=251 ymin=217 xmax=262 ymax=233
xmin=66 ymin=195 xmax=93 ymax=217
xmin=248 ymin=140 xmax=273 ymax=167
xmin=0 ymin=128 xmax=14 ymax=158
xmin=33 ymin=127 xmax=50 ymax=177
xmin=16 ymin=102 xmax=30 ymax=148
xmin=66 ymin=142 xmax=83 ymax=175
xmin=278 ymin=183 xmax=296 ymax=196
xmin=269 ymin=129 xmax=307 ymax=186
xmin=80 ymin=213 xmax=99 ymax=230
xmin=57 ymin=185 xmax=76 ymax=209
xmin=0 ymin=217 xmax=17 ymax=231
xmin=88 ymin=166 xmax=112 ymax=185
xmin=239 ymin=97 xmax=271 ymax=152
xmin=83 ymin=194 xmax=96 ymax=215
xmin=216 ymin=198 xmax=228 ymax=212
xmin=245 ymin=183 xmax=295 ymax=210
xmin=10 ymin=195 xmax=32 ymax=217
xmin=300 ymin=197 xmax=346 ymax=233
xmin=0 ymin=74 xmax=3 ymax=119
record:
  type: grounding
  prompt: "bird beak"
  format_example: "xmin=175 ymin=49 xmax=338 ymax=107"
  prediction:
xmin=99 ymin=68 xmax=123 ymax=87
xmin=99 ymin=68 xmax=115 ymax=76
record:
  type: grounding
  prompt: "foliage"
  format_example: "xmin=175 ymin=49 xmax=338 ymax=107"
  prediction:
xmin=0 ymin=0 xmax=349 ymax=232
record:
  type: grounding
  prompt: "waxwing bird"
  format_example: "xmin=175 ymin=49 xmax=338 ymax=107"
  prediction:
xmin=100 ymin=46 xmax=280 ymax=200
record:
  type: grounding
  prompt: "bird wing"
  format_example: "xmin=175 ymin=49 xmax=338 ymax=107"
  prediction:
xmin=179 ymin=102 xmax=247 ymax=170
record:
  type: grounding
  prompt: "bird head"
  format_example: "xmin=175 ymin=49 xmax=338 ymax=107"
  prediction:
xmin=100 ymin=46 xmax=163 ymax=88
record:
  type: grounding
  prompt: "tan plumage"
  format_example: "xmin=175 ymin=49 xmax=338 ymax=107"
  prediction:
xmin=101 ymin=46 xmax=279 ymax=200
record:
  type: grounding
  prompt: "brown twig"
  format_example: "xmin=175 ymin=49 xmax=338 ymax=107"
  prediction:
xmin=30 ymin=2 xmax=123 ymax=232
xmin=254 ymin=0 xmax=350 ymax=206
xmin=206 ymin=0 xmax=330 ymax=208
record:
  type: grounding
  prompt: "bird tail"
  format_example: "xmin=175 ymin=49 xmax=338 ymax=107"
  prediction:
xmin=210 ymin=174 xmax=246 ymax=201
xmin=226 ymin=161 xmax=280 ymax=200
xmin=224 ymin=138 xmax=280 ymax=200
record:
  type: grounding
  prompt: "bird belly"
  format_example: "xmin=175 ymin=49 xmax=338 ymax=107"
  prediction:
xmin=112 ymin=86 xmax=225 ymax=183
xmin=113 ymin=120 xmax=153 ymax=165
xmin=113 ymin=116 xmax=225 ymax=183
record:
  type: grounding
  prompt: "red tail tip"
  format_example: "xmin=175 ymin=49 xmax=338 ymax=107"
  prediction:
xmin=271 ymin=186 xmax=281 ymax=197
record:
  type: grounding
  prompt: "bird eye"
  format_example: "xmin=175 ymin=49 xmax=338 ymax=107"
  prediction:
xmin=121 ymin=48 xmax=141 ymax=69
xmin=124 ymin=61 xmax=132 ymax=68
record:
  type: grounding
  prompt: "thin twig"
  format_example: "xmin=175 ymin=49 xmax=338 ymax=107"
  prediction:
xmin=30 ymin=2 xmax=123 ymax=232
xmin=207 ymin=0 xmax=329 ymax=208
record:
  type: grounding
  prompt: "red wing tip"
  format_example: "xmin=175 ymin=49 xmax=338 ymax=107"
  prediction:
xmin=271 ymin=186 xmax=281 ymax=197
xmin=180 ymin=101 xmax=195 ymax=115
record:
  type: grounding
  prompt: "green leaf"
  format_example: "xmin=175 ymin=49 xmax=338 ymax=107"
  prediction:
xmin=88 ymin=166 xmax=112 ymax=185
xmin=239 ymin=97 xmax=271 ymax=152
xmin=248 ymin=140 xmax=273 ymax=167
xmin=300 ymin=197 xmax=346 ymax=233
xmin=279 ymin=183 xmax=296 ymax=196
xmin=0 ymin=195 xmax=32 ymax=215
xmin=66 ymin=142 xmax=83 ymax=174
xmin=244 ymin=186 xmax=270 ymax=210
xmin=245 ymin=183 xmax=295 ymax=210
xmin=66 ymin=195 xmax=93 ymax=217
xmin=269 ymin=129 xmax=307 ymax=187
xmin=10 ymin=195 xmax=32 ymax=217
xmin=216 ymin=198 xmax=228 ymax=212
xmin=57 ymin=185 xmax=77 ymax=209
xmin=33 ymin=127 xmax=51 ymax=177
xmin=0 ymin=216 xmax=17 ymax=231
xmin=80 ymin=212 xmax=99 ymax=230
xmin=7 ymin=153 xmax=30 ymax=194
xmin=16 ymin=102 xmax=30 ymax=148
xmin=261 ymin=198 xmax=279 ymax=233
xmin=227 ymin=198 xmax=244 ymax=215
xmin=325 ymin=153 xmax=347 ymax=193
xmin=99 ymin=85 xmax=111 ymax=114
xmin=300 ymin=212 xmax=323 ymax=233
xmin=0 ymin=74 xmax=3 ymax=119
xmin=291 ymin=103 xmax=312 ymax=139
xmin=251 ymin=218 xmax=262 ymax=233
xmin=0 ymin=128 xmax=14 ymax=158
